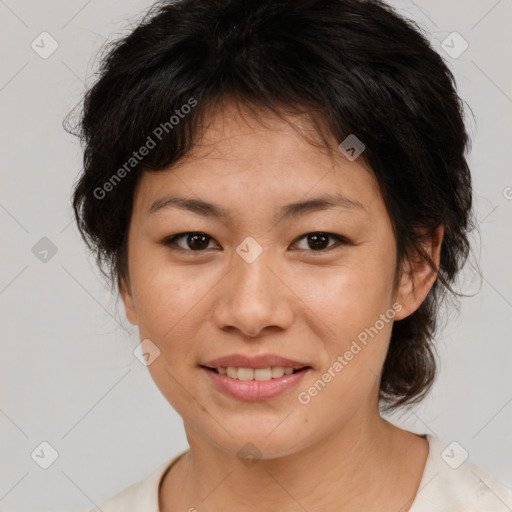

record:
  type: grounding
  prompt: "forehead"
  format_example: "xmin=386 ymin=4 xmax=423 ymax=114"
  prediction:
xmin=173 ymin=102 xmax=345 ymax=168
xmin=132 ymin=102 xmax=383 ymax=221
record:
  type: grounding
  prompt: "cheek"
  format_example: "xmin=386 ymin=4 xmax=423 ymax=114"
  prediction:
xmin=129 ymin=261 xmax=205 ymax=405
xmin=129 ymin=250 xmax=207 ymax=341
xmin=303 ymin=248 xmax=396 ymax=339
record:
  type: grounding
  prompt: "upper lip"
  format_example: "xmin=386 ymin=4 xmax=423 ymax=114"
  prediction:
xmin=201 ymin=354 xmax=310 ymax=369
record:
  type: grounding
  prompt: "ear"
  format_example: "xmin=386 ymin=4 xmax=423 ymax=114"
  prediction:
xmin=119 ymin=276 xmax=139 ymax=325
xmin=393 ymin=225 xmax=444 ymax=321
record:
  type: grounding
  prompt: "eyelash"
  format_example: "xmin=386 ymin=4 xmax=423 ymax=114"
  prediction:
xmin=161 ymin=231 xmax=350 ymax=254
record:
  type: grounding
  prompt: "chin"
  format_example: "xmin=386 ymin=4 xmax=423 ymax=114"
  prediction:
xmin=193 ymin=416 xmax=315 ymax=461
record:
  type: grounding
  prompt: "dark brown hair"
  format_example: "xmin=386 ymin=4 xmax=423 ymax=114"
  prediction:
xmin=67 ymin=0 xmax=475 ymax=409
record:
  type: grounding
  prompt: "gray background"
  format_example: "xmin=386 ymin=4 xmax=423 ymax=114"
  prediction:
xmin=1 ymin=0 xmax=511 ymax=510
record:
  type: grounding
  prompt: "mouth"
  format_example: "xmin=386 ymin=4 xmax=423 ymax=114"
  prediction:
xmin=199 ymin=363 xmax=312 ymax=401
xmin=199 ymin=353 xmax=312 ymax=400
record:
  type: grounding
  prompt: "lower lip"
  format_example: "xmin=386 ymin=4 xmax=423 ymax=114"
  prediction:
xmin=201 ymin=367 xmax=310 ymax=401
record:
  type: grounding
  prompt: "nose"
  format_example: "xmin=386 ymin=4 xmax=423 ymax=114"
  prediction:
xmin=212 ymin=247 xmax=295 ymax=338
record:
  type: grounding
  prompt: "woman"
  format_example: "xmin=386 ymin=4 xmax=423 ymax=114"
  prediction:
xmin=70 ymin=0 xmax=512 ymax=510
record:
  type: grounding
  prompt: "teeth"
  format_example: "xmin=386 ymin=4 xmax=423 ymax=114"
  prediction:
xmin=271 ymin=366 xmax=284 ymax=378
xmin=255 ymin=368 xmax=271 ymax=381
xmin=216 ymin=366 xmax=299 ymax=381
xmin=238 ymin=367 xmax=254 ymax=381
xmin=226 ymin=367 xmax=238 ymax=379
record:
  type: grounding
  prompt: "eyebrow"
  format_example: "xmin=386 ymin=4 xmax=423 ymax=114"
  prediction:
xmin=148 ymin=193 xmax=365 ymax=222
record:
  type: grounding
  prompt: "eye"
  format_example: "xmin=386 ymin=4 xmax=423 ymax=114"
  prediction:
xmin=292 ymin=232 xmax=349 ymax=252
xmin=162 ymin=232 xmax=219 ymax=252
xmin=162 ymin=231 xmax=349 ymax=253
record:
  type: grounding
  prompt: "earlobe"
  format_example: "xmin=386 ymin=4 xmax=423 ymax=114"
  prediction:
xmin=119 ymin=277 xmax=138 ymax=326
xmin=393 ymin=225 xmax=444 ymax=321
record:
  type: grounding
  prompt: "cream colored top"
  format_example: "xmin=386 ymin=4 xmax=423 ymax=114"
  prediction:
xmin=87 ymin=435 xmax=512 ymax=511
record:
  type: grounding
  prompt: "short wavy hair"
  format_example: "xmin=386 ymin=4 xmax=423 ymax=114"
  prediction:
xmin=68 ymin=0 xmax=475 ymax=410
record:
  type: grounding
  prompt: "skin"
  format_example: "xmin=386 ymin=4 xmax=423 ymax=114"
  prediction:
xmin=120 ymin=102 xmax=443 ymax=512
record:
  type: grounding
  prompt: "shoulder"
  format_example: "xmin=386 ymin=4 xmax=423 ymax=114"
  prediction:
xmin=85 ymin=450 xmax=188 ymax=512
xmin=410 ymin=434 xmax=512 ymax=512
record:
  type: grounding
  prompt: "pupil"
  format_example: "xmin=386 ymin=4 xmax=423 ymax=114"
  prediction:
xmin=308 ymin=232 xmax=329 ymax=250
xmin=188 ymin=233 xmax=209 ymax=250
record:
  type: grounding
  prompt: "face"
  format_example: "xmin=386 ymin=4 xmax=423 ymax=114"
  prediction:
xmin=121 ymin=103 xmax=439 ymax=458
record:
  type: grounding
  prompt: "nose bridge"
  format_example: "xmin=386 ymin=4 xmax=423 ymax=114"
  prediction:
xmin=234 ymin=243 xmax=274 ymax=299
xmin=213 ymin=238 xmax=293 ymax=337
xmin=231 ymin=239 xmax=278 ymax=311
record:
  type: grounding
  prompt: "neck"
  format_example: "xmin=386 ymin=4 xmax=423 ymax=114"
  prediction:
xmin=161 ymin=410 xmax=428 ymax=512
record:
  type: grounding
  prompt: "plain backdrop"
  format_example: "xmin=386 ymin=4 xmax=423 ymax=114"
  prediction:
xmin=1 ymin=0 xmax=511 ymax=510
